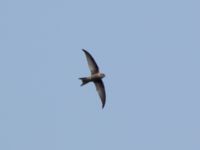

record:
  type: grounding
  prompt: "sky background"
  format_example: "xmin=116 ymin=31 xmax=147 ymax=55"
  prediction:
xmin=0 ymin=0 xmax=200 ymax=150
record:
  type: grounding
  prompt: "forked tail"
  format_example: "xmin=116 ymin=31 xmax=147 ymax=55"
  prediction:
xmin=79 ymin=77 xmax=89 ymax=86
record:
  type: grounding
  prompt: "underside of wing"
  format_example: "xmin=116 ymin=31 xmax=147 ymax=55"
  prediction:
xmin=94 ymin=80 xmax=106 ymax=108
xmin=82 ymin=49 xmax=99 ymax=74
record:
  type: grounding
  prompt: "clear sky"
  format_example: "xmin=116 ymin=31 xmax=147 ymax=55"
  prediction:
xmin=0 ymin=0 xmax=200 ymax=150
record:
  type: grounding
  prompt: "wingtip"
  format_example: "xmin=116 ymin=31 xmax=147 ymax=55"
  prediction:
xmin=82 ymin=49 xmax=86 ymax=52
xmin=102 ymin=104 xmax=105 ymax=109
xmin=82 ymin=49 xmax=90 ymax=54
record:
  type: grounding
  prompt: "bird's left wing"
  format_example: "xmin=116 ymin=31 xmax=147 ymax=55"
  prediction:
xmin=82 ymin=49 xmax=99 ymax=74
xmin=94 ymin=80 xmax=106 ymax=108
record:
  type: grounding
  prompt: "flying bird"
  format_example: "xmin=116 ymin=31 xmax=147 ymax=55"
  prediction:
xmin=79 ymin=49 xmax=106 ymax=108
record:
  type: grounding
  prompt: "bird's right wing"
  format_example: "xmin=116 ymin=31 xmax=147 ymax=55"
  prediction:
xmin=82 ymin=49 xmax=99 ymax=74
xmin=94 ymin=80 xmax=106 ymax=108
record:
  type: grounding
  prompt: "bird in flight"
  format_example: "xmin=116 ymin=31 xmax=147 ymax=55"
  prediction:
xmin=79 ymin=49 xmax=106 ymax=109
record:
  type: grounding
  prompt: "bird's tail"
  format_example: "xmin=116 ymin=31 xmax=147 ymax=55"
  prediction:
xmin=79 ymin=77 xmax=89 ymax=86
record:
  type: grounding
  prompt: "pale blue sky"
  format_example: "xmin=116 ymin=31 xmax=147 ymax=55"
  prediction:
xmin=0 ymin=0 xmax=200 ymax=150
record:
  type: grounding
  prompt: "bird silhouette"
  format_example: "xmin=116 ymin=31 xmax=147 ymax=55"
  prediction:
xmin=79 ymin=49 xmax=106 ymax=108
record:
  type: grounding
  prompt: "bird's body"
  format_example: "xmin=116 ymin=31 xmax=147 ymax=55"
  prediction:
xmin=79 ymin=49 xmax=106 ymax=108
xmin=89 ymin=72 xmax=105 ymax=81
xmin=79 ymin=72 xmax=105 ymax=85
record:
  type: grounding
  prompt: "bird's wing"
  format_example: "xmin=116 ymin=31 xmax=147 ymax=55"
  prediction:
xmin=82 ymin=49 xmax=99 ymax=74
xmin=94 ymin=80 xmax=106 ymax=108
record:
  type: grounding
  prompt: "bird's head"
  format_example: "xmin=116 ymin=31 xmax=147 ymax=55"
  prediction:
xmin=100 ymin=73 xmax=105 ymax=78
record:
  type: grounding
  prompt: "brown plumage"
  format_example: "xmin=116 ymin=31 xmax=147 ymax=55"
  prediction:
xmin=79 ymin=49 xmax=106 ymax=108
